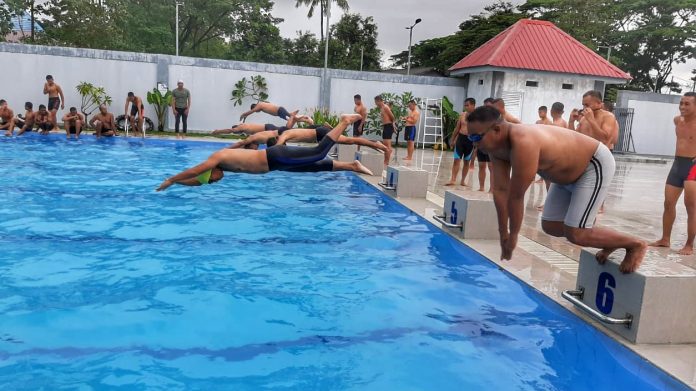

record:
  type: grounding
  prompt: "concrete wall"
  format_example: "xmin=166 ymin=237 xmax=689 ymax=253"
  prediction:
xmin=466 ymin=71 xmax=494 ymax=108
xmin=617 ymin=91 xmax=681 ymax=156
xmin=0 ymin=43 xmax=466 ymax=133
xmin=501 ymin=71 xmax=596 ymax=124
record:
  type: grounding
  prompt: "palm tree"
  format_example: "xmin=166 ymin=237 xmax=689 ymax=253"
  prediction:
xmin=295 ymin=0 xmax=349 ymax=41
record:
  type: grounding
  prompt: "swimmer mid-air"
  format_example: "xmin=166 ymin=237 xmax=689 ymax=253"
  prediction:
xmin=156 ymin=114 xmax=371 ymax=191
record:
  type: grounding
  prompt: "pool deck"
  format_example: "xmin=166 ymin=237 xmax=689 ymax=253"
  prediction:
xmin=359 ymin=146 xmax=696 ymax=389
xmin=100 ymin=133 xmax=696 ymax=388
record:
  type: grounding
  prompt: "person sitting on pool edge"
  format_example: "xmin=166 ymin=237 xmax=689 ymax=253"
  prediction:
xmin=466 ymin=105 xmax=647 ymax=273
xmin=156 ymin=114 xmax=372 ymax=191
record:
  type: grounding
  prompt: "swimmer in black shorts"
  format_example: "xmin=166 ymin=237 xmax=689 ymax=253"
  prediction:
xmin=156 ymin=114 xmax=372 ymax=191
xmin=276 ymin=126 xmax=387 ymax=153
xmin=125 ymin=92 xmax=145 ymax=136
xmin=353 ymin=94 xmax=367 ymax=137
xmin=43 ymin=75 xmax=64 ymax=131
xmin=62 ymin=107 xmax=84 ymax=139
xmin=35 ymin=104 xmax=53 ymax=135
xmin=446 ymin=98 xmax=476 ymax=186
xmin=375 ymin=95 xmax=395 ymax=165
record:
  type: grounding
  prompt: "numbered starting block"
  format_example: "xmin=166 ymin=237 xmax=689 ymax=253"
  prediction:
xmin=378 ymin=166 xmax=428 ymax=198
xmin=563 ymin=249 xmax=696 ymax=343
xmin=355 ymin=150 xmax=384 ymax=176
xmin=433 ymin=190 xmax=498 ymax=239
xmin=336 ymin=144 xmax=359 ymax=162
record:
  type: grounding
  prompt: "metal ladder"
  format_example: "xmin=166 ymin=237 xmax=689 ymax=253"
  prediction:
xmin=418 ymin=98 xmax=443 ymax=149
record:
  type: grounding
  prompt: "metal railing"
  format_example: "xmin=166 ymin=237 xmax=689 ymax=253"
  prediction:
xmin=613 ymin=107 xmax=635 ymax=153
xmin=562 ymin=288 xmax=633 ymax=328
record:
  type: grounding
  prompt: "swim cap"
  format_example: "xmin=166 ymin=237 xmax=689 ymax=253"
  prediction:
xmin=196 ymin=169 xmax=212 ymax=185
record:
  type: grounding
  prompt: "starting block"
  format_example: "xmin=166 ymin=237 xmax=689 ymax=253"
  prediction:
xmin=433 ymin=190 xmax=498 ymax=239
xmin=564 ymin=249 xmax=696 ymax=343
xmin=378 ymin=165 xmax=428 ymax=198
xmin=355 ymin=150 xmax=384 ymax=176
xmin=337 ymin=144 xmax=359 ymax=162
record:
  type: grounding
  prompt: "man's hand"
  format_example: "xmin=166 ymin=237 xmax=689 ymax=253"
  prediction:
xmin=240 ymin=114 xmax=247 ymax=122
xmin=61 ymin=103 xmax=64 ymax=110
xmin=172 ymin=107 xmax=177 ymax=115
xmin=583 ymin=108 xmax=594 ymax=120
xmin=569 ymin=109 xmax=580 ymax=121
xmin=156 ymin=179 xmax=173 ymax=192
xmin=184 ymin=108 xmax=189 ymax=115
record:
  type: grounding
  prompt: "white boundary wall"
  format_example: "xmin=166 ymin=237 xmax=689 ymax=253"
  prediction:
xmin=0 ymin=43 xmax=466 ymax=132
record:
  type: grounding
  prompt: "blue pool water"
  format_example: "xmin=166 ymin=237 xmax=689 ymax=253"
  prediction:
xmin=0 ymin=134 xmax=688 ymax=390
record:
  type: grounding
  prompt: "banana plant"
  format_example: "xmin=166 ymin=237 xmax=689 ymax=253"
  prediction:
xmin=146 ymin=88 xmax=173 ymax=131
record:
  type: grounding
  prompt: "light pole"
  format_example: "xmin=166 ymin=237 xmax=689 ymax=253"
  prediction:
xmin=175 ymin=1 xmax=184 ymax=56
xmin=323 ymin=0 xmax=331 ymax=70
xmin=406 ymin=18 xmax=422 ymax=76
xmin=360 ymin=47 xmax=364 ymax=71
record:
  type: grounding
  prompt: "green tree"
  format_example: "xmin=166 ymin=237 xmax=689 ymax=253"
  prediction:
xmin=285 ymin=31 xmax=322 ymax=67
xmin=295 ymin=0 xmax=349 ymax=41
xmin=389 ymin=2 xmax=526 ymax=74
xmin=37 ymin=0 xmax=126 ymax=50
xmin=522 ymin=0 xmax=696 ymax=92
xmin=327 ymin=13 xmax=382 ymax=71
xmin=1 ymin=0 xmax=40 ymax=42
xmin=226 ymin=1 xmax=285 ymax=63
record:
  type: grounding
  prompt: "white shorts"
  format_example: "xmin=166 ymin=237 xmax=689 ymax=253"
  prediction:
xmin=541 ymin=143 xmax=615 ymax=228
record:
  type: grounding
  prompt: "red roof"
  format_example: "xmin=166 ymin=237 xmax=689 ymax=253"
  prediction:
xmin=449 ymin=19 xmax=630 ymax=80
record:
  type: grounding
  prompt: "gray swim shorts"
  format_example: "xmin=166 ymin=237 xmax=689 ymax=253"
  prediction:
xmin=541 ymin=143 xmax=615 ymax=229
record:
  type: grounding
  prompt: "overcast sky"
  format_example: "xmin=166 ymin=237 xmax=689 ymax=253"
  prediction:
xmin=272 ymin=0 xmax=694 ymax=86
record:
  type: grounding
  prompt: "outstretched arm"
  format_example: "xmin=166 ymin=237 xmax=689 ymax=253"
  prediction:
xmin=240 ymin=106 xmax=261 ymax=121
xmin=156 ymin=154 xmax=221 ymax=191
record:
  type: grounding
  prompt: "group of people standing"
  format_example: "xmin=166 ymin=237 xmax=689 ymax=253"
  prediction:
xmin=0 ymin=76 xmax=192 ymax=139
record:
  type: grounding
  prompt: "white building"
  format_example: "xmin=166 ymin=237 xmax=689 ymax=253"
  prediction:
xmin=449 ymin=19 xmax=630 ymax=124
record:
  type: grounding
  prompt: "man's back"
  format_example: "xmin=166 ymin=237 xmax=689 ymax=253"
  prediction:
xmin=215 ymin=148 xmax=269 ymax=174
xmin=501 ymin=124 xmax=601 ymax=184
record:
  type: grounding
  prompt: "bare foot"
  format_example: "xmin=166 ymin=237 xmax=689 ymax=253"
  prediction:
xmin=478 ymin=187 xmax=485 ymax=192
xmin=619 ymin=242 xmax=647 ymax=273
xmin=444 ymin=181 xmax=456 ymax=186
xmin=595 ymin=248 xmax=617 ymax=264
xmin=648 ymin=239 xmax=670 ymax=248
xmin=353 ymin=160 xmax=374 ymax=176
xmin=677 ymin=245 xmax=694 ymax=255
xmin=460 ymin=181 xmax=469 ymax=187
xmin=340 ymin=114 xmax=363 ymax=124
xmin=403 ymin=157 xmax=412 ymax=161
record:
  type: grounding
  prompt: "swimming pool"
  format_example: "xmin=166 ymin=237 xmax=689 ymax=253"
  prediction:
xmin=0 ymin=134 xmax=688 ymax=390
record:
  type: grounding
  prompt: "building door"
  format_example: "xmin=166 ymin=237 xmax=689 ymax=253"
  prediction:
xmin=500 ymin=91 xmax=524 ymax=120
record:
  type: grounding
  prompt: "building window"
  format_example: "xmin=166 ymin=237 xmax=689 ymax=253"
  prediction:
xmin=478 ymin=79 xmax=484 ymax=85
xmin=562 ymin=83 xmax=574 ymax=90
xmin=526 ymin=80 xmax=539 ymax=87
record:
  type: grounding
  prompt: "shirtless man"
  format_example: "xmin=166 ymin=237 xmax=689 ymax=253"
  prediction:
xmin=90 ymin=104 xmax=117 ymax=137
xmin=43 ymin=75 xmax=64 ymax=131
xmin=353 ymin=94 xmax=368 ymax=137
xmin=212 ymin=123 xmax=286 ymax=136
xmin=550 ymin=102 xmax=568 ymax=128
xmin=35 ymin=105 xmax=52 ymax=135
xmin=125 ymin=92 xmax=145 ymax=136
xmin=476 ymin=98 xmax=520 ymax=192
xmin=62 ymin=107 xmax=84 ymax=139
xmin=16 ymin=102 xmax=36 ymax=136
xmin=569 ymin=91 xmax=617 ymax=148
xmin=375 ymin=95 xmax=395 ymax=165
xmin=445 ymin=97 xmax=476 ymax=186
xmin=276 ymin=125 xmax=387 ymax=154
xmin=239 ymin=101 xmax=313 ymax=125
xmin=156 ymin=114 xmax=372 ymax=191
xmin=536 ymin=106 xmax=553 ymax=125
xmin=0 ymin=100 xmax=15 ymax=136
xmin=467 ymin=105 xmax=646 ymax=273
xmin=650 ymin=93 xmax=696 ymax=255
xmin=402 ymin=100 xmax=420 ymax=161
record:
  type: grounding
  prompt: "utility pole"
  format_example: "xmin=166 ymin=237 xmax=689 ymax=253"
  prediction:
xmin=323 ymin=0 xmax=331 ymax=70
xmin=360 ymin=47 xmax=364 ymax=71
xmin=175 ymin=1 xmax=183 ymax=56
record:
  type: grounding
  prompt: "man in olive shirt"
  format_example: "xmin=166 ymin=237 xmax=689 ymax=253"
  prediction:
xmin=171 ymin=80 xmax=191 ymax=139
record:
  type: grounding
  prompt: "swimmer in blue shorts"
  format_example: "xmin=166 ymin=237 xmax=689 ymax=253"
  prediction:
xmin=467 ymin=106 xmax=646 ymax=273
xmin=239 ymin=101 xmax=313 ymax=125
xmin=445 ymin=98 xmax=476 ymax=186
xmin=156 ymin=114 xmax=372 ymax=191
